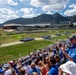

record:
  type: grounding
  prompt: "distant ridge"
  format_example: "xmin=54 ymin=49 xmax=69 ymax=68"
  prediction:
xmin=53 ymin=13 xmax=68 ymax=23
xmin=0 ymin=13 xmax=76 ymax=27
xmin=3 ymin=14 xmax=53 ymax=24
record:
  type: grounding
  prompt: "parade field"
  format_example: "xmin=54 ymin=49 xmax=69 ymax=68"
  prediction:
xmin=0 ymin=29 xmax=76 ymax=63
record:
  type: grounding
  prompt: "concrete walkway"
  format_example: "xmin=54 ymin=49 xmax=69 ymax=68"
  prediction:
xmin=34 ymin=37 xmax=44 ymax=40
xmin=0 ymin=38 xmax=44 ymax=47
xmin=0 ymin=41 xmax=24 ymax=47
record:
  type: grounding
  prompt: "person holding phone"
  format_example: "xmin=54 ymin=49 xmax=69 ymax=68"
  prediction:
xmin=61 ymin=35 xmax=76 ymax=63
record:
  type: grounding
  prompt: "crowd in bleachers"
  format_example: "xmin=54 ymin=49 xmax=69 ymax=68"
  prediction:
xmin=0 ymin=35 xmax=76 ymax=75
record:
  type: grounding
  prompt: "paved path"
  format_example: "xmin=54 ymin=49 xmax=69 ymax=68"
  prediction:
xmin=34 ymin=37 xmax=44 ymax=40
xmin=0 ymin=41 xmax=24 ymax=47
xmin=0 ymin=38 xmax=44 ymax=47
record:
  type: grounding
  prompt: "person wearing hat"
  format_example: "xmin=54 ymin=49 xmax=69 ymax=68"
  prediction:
xmin=59 ymin=61 xmax=76 ymax=75
xmin=61 ymin=35 xmax=76 ymax=63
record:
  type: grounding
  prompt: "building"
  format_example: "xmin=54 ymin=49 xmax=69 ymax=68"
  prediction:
xmin=59 ymin=21 xmax=71 ymax=27
xmin=3 ymin=23 xmax=51 ymax=30
xmin=4 ymin=24 xmax=22 ymax=29
xmin=73 ymin=22 xmax=76 ymax=27
xmin=50 ymin=23 xmax=59 ymax=28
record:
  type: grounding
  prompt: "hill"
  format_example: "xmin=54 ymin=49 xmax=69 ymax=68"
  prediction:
xmin=0 ymin=13 xmax=76 ymax=27
xmin=53 ymin=13 xmax=68 ymax=23
xmin=0 ymin=24 xmax=4 ymax=28
xmin=66 ymin=15 xmax=76 ymax=22
xmin=3 ymin=14 xmax=53 ymax=24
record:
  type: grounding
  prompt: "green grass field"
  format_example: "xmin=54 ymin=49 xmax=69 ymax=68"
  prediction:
xmin=0 ymin=30 xmax=75 ymax=43
xmin=0 ymin=29 xmax=76 ymax=63
xmin=0 ymin=40 xmax=54 ymax=63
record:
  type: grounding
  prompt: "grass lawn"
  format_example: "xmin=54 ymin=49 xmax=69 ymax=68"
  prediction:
xmin=0 ymin=29 xmax=76 ymax=63
xmin=53 ymin=34 xmax=72 ymax=40
xmin=0 ymin=29 xmax=76 ymax=43
xmin=0 ymin=40 xmax=54 ymax=63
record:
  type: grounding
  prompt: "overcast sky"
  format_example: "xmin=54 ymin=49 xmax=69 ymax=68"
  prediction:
xmin=0 ymin=0 xmax=76 ymax=23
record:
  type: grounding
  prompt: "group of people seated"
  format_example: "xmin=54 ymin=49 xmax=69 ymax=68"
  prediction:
xmin=0 ymin=35 xmax=76 ymax=75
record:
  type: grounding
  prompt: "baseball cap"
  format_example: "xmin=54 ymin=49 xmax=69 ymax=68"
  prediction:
xmin=59 ymin=61 xmax=76 ymax=75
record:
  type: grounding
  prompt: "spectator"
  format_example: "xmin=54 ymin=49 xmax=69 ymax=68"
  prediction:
xmin=59 ymin=61 xmax=76 ymax=75
xmin=22 ymin=61 xmax=31 ymax=74
xmin=13 ymin=62 xmax=20 ymax=75
xmin=19 ymin=68 xmax=26 ymax=75
xmin=29 ymin=62 xmax=41 ymax=75
xmin=0 ymin=68 xmax=4 ymax=75
xmin=48 ymin=57 xmax=58 ymax=75
xmin=56 ymin=42 xmax=63 ymax=59
xmin=43 ymin=57 xmax=49 ymax=72
xmin=1 ymin=34 xmax=76 ymax=75
xmin=9 ymin=60 xmax=20 ymax=75
xmin=3 ymin=63 xmax=11 ymax=75
xmin=54 ymin=55 xmax=61 ymax=67
xmin=61 ymin=35 xmax=76 ymax=63
xmin=38 ymin=61 xmax=48 ymax=75
xmin=32 ymin=72 xmax=39 ymax=75
xmin=11 ymin=69 xmax=17 ymax=75
xmin=45 ymin=57 xmax=49 ymax=64
xmin=4 ymin=69 xmax=12 ymax=75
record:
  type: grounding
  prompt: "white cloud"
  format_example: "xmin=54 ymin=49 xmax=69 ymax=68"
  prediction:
xmin=22 ymin=13 xmax=35 ymax=18
xmin=19 ymin=0 xmax=31 ymax=4
xmin=31 ymin=0 xmax=69 ymax=11
xmin=20 ymin=0 xmax=30 ymax=1
xmin=16 ymin=11 xmax=19 ymax=14
xmin=7 ymin=0 xmax=18 ymax=6
xmin=69 ymin=4 xmax=76 ymax=8
xmin=64 ymin=4 xmax=76 ymax=16
xmin=46 ymin=11 xmax=52 ymax=14
xmin=31 ymin=0 xmax=46 ymax=7
xmin=20 ymin=8 xmax=36 ymax=18
xmin=43 ymin=4 xmax=65 ymax=11
xmin=0 ymin=8 xmax=15 ymax=15
xmin=0 ymin=8 xmax=19 ymax=23
xmin=20 ymin=8 xmax=32 ymax=14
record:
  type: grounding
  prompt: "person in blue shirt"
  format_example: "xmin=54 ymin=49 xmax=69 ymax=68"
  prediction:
xmin=61 ymin=35 xmax=76 ymax=63
xmin=48 ymin=57 xmax=58 ymax=75
xmin=29 ymin=62 xmax=41 ymax=75
xmin=54 ymin=55 xmax=61 ymax=67
xmin=53 ymin=46 xmax=63 ymax=60
xmin=0 ymin=68 xmax=4 ymax=75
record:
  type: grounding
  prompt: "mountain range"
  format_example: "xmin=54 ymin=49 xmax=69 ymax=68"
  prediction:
xmin=0 ymin=13 xmax=76 ymax=27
